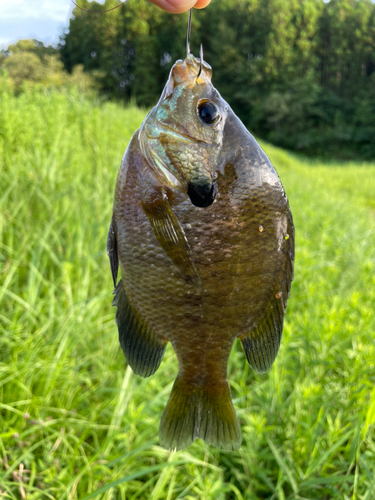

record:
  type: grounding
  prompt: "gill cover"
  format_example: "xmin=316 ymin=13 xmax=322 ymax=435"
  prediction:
xmin=139 ymin=54 xmax=227 ymax=207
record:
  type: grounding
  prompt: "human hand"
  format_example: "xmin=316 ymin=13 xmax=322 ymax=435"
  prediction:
xmin=147 ymin=0 xmax=211 ymax=14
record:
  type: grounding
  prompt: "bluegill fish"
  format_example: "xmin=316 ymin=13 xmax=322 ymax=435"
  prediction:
xmin=107 ymin=53 xmax=294 ymax=451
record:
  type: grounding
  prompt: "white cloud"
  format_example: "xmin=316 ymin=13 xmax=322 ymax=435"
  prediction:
xmin=0 ymin=0 xmax=113 ymax=46
xmin=0 ymin=0 xmax=74 ymax=46
xmin=0 ymin=0 xmax=70 ymax=20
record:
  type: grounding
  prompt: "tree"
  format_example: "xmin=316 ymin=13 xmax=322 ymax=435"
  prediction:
xmin=58 ymin=0 xmax=375 ymax=159
xmin=0 ymin=39 xmax=99 ymax=93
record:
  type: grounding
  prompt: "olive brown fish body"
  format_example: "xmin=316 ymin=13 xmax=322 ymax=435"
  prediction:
xmin=108 ymin=54 xmax=294 ymax=451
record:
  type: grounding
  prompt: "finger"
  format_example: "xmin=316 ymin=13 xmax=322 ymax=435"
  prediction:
xmin=147 ymin=0 xmax=210 ymax=14
xmin=193 ymin=0 xmax=211 ymax=9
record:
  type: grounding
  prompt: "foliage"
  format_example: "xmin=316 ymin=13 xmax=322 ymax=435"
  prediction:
xmin=0 ymin=39 xmax=99 ymax=94
xmin=1 ymin=88 xmax=375 ymax=499
xmin=59 ymin=0 xmax=375 ymax=159
xmin=60 ymin=0 xmax=187 ymax=103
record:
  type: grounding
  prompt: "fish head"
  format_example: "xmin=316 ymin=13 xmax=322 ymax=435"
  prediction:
xmin=139 ymin=54 xmax=228 ymax=208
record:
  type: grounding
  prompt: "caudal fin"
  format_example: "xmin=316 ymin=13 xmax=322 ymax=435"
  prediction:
xmin=159 ymin=376 xmax=241 ymax=451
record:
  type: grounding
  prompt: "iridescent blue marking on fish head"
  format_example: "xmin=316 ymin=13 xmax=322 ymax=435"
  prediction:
xmin=139 ymin=54 xmax=230 ymax=206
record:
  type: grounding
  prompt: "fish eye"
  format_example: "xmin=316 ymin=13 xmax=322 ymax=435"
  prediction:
xmin=197 ymin=100 xmax=220 ymax=126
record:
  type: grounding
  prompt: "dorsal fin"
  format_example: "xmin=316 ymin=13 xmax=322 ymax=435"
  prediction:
xmin=240 ymin=211 xmax=294 ymax=373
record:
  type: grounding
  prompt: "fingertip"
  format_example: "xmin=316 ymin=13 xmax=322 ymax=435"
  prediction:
xmin=147 ymin=0 xmax=211 ymax=13
xmin=148 ymin=0 xmax=196 ymax=14
xmin=193 ymin=0 xmax=211 ymax=9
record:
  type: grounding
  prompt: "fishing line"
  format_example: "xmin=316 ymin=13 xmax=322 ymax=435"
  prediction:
xmin=186 ymin=9 xmax=192 ymax=55
xmin=70 ymin=0 xmax=129 ymax=13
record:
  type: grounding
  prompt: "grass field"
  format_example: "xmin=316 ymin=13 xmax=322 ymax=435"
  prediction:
xmin=1 ymin=84 xmax=375 ymax=500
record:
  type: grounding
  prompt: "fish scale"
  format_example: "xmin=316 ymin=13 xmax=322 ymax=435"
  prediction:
xmin=108 ymin=53 xmax=294 ymax=451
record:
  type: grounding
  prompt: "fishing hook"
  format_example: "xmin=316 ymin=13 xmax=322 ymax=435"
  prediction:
xmin=197 ymin=44 xmax=203 ymax=78
xmin=186 ymin=10 xmax=203 ymax=78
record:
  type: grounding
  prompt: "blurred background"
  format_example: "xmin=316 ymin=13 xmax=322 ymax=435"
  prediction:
xmin=2 ymin=0 xmax=375 ymax=159
xmin=1 ymin=1 xmax=375 ymax=499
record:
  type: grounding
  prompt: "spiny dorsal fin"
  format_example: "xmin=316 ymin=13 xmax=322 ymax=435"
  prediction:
xmin=113 ymin=280 xmax=167 ymax=378
xmin=240 ymin=212 xmax=294 ymax=373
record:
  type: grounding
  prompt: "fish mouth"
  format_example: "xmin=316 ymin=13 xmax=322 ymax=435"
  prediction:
xmin=188 ymin=181 xmax=217 ymax=208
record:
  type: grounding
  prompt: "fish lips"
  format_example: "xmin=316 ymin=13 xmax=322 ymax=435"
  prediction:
xmin=187 ymin=180 xmax=217 ymax=208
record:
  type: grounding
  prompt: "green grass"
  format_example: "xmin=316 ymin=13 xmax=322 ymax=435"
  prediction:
xmin=1 ymin=83 xmax=375 ymax=500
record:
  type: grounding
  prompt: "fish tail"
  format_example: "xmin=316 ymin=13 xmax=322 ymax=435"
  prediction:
xmin=159 ymin=375 xmax=241 ymax=451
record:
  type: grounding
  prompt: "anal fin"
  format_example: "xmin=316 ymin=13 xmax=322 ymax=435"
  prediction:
xmin=113 ymin=280 xmax=167 ymax=377
xmin=107 ymin=218 xmax=119 ymax=288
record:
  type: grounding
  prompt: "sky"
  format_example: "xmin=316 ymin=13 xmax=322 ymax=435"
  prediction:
xmin=0 ymin=0 xmax=103 ymax=48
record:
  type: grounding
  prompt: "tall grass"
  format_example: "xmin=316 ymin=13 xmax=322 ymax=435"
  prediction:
xmin=1 ymin=84 xmax=375 ymax=500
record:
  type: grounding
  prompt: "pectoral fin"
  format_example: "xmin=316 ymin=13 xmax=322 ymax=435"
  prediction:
xmin=142 ymin=193 xmax=200 ymax=290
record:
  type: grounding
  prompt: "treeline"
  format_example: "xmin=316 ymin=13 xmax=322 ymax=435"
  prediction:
xmin=1 ymin=1 xmax=374 ymax=159
xmin=0 ymin=39 xmax=97 ymax=93
xmin=59 ymin=0 xmax=375 ymax=159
